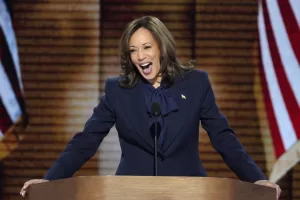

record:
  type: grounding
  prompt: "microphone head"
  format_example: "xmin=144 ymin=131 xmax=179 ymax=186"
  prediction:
xmin=151 ymin=102 xmax=161 ymax=117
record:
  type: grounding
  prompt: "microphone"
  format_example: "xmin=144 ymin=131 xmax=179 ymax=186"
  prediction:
xmin=151 ymin=102 xmax=161 ymax=176
xmin=151 ymin=102 xmax=161 ymax=117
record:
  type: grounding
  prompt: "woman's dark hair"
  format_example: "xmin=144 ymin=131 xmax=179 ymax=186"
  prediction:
xmin=119 ymin=16 xmax=193 ymax=88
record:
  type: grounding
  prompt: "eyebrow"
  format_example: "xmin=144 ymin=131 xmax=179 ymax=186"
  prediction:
xmin=129 ymin=42 xmax=152 ymax=48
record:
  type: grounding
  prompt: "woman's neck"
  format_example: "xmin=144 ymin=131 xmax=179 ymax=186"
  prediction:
xmin=150 ymin=76 xmax=162 ymax=88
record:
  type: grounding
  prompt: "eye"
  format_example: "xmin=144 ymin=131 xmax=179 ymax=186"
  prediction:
xmin=129 ymin=49 xmax=136 ymax=53
xmin=144 ymin=46 xmax=151 ymax=49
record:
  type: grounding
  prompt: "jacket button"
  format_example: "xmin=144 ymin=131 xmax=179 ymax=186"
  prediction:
xmin=158 ymin=154 xmax=165 ymax=161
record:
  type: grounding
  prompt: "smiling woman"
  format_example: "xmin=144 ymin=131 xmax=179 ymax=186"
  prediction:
xmin=21 ymin=15 xmax=280 ymax=199
xmin=129 ymin=28 xmax=161 ymax=86
xmin=119 ymin=16 xmax=193 ymax=89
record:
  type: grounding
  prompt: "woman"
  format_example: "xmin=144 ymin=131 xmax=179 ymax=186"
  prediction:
xmin=21 ymin=16 xmax=281 ymax=198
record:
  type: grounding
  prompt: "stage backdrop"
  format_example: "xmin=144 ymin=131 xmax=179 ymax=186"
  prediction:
xmin=0 ymin=0 xmax=299 ymax=200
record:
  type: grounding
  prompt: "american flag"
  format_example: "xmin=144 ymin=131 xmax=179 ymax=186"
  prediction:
xmin=0 ymin=0 xmax=26 ymax=142
xmin=258 ymin=0 xmax=300 ymax=182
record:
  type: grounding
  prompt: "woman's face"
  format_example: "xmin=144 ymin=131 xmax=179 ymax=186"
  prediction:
xmin=129 ymin=27 xmax=161 ymax=86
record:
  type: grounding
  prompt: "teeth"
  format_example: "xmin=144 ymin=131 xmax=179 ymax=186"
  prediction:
xmin=141 ymin=63 xmax=150 ymax=66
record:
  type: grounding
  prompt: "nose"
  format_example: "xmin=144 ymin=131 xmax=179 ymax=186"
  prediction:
xmin=137 ymin=49 xmax=145 ymax=61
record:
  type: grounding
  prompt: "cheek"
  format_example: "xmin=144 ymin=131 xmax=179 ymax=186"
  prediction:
xmin=130 ymin=53 xmax=138 ymax=64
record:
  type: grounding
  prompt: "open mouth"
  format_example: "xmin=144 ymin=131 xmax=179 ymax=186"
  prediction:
xmin=139 ymin=62 xmax=153 ymax=75
xmin=139 ymin=62 xmax=152 ymax=69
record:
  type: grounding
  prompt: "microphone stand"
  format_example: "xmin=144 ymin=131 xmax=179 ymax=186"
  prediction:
xmin=151 ymin=102 xmax=161 ymax=176
xmin=154 ymin=117 xmax=158 ymax=176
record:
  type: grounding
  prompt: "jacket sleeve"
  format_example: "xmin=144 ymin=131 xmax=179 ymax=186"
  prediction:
xmin=199 ymin=72 xmax=266 ymax=183
xmin=43 ymin=78 xmax=116 ymax=180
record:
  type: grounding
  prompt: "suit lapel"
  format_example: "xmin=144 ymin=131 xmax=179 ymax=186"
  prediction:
xmin=162 ymin=75 xmax=191 ymax=153
xmin=119 ymin=80 xmax=154 ymax=150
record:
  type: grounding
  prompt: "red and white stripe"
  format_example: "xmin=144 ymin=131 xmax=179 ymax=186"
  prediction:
xmin=0 ymin=1 xmax=23 ymax=139
xmin=258 ymin=0 xmax=300 ymax=158
xmin=0 ymin=63 xmax=22 ymax=122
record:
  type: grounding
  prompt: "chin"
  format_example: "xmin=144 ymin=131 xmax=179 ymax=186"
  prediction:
xmin=143 ymin=74 xmax=156 ymax=82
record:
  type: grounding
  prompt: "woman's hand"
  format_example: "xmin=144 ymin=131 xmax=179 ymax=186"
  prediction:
xmin=254 ymin=180 xmax=281 ymax=199
xmin=20 ymin=179 xmax=49 ymax=197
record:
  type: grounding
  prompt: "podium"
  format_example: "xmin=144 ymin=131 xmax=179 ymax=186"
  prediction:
xmin=27 ymin=176 xmax=276 ymax=200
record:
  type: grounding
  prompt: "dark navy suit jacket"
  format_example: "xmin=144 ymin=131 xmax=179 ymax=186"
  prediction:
xmin=44 ymin=69 xmax=266 ymax=183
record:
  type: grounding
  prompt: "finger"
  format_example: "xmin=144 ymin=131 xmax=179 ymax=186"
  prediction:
xmin=20 ymin=187 xmax=27 ymax=197
xmin=20 ymin=179 xmax=47 ymax=197
xmin=20 ymin=186 xmax=26 ymax=196
xmin=20 ymin=181 xmax=33 ymax=196
xmin=262 ymin=182 xmax=275 ymax=188
xmin=24 ymin=179 xmax=39 ymax=187
xmin=266 ymin=183 xmax=275 ymax=188
xmin=21 ymin=182 xmax=30 ymax=192
xmin=20 ymin=184 xmax=30 ymax=196
xmin=276 ymin=185 xmax=281 ymax=199
xmin=21 ymin=190 xmax=26 ymax=197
